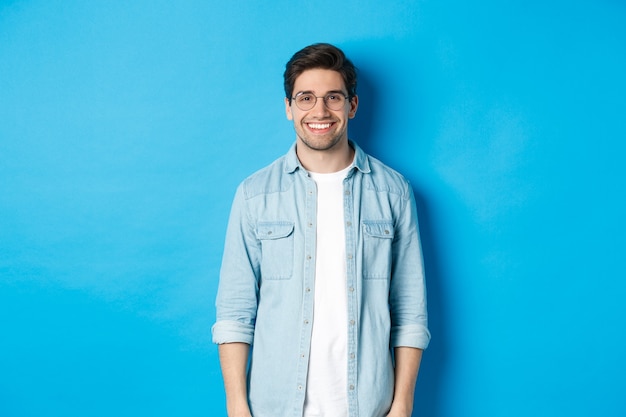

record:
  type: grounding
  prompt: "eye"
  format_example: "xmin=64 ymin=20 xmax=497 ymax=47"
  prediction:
xmin=326 ymin=94 xmax=345 ymax=104
xmin=297 ymin=94 xmax=313 ymax=102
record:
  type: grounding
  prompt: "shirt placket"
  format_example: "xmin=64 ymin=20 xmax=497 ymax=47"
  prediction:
xmin=294 ymin=173 xmax=317 ymax=415
xmin=344 ymin=174 xmax=358 ymax=415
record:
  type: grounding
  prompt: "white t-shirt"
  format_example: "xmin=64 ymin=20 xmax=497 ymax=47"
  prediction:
xmin=303 ymin=166 xmax=351 ymax=417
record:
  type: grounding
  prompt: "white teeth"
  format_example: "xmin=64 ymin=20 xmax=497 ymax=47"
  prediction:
xmin=308 ymin=123 xmax=331 ymax=129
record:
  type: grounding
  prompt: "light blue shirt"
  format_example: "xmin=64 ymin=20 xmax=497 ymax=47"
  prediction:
xmin=212 ymin=141 xmax=430 ymax=417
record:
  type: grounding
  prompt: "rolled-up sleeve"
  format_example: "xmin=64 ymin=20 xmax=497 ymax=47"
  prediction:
xmin=389 ymin=185 xmax=430 ymax=350
xmin=212 ymin=320 xmax=255 ymax=345
xmin=212 ymin=184 xmax=260 ymax=345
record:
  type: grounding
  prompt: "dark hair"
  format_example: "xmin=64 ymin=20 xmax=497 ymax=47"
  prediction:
xmin=283 ymin=43 xmax=357 ymax=101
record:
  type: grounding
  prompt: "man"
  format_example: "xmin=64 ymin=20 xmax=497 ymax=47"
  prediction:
xmin=212 ymin=43 xmax=430 ymax=417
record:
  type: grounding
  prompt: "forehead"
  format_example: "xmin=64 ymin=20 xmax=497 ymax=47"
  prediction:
xmin=293 ymin=68 xmax=346 ymax=94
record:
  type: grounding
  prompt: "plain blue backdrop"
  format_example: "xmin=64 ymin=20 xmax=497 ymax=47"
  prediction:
xmin=1 ymin=1 xmax=625 ymax=416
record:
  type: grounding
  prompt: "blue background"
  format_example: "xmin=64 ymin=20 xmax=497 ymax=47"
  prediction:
xmin=1 ymin=1 xmax=625 ymax=416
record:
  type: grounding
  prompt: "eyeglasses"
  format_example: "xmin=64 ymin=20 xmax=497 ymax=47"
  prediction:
xmin=291 ymin=92 xmax=349 ymax=111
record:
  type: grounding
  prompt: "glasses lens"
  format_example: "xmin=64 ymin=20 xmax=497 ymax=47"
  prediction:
xmin=325 ymin=94 xmax=346 ymax=110
xmin=295 ymin=93 xmax=316 ymax=110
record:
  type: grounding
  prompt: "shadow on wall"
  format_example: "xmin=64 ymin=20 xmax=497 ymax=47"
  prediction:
xmin=412 ymin=190 xmax=448 ymax=417
xmin=348 ymin=66 xmax=377 ymax=156
xmin=351 ymin=67 xmax=448 ymax=417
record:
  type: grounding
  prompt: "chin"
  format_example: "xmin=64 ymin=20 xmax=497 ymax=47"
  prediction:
xmin=301 ymin=136 xmax=343 ymax=152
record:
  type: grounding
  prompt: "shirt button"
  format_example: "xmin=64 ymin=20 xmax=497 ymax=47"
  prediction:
xmin=349 ymin=384 xmax=355 ymax=390
xmin=298 ymin=385 xmax=303 ymax=390
xmin=349 ymin=287 xmax=354 ymax=292
xmin=306 ymin=255 xmax=312 ymax=260
xmin=350 ymin=353 xmax=355 ymax=359
xmin=346 ymin=221 xmax=352 ymax=227
xmin=347 ymin=254 xmax=353 ymax=259
xmin=345 ymin=190 xmax=351 ymax=196
xmin=384 ymin=229 xmax=390 ymax=234
xmin=349 ymin=319 xmax=355 ymax=325
xmin=306 ymin=288 xmax=311 ymax=293
xmin=304 ymin=319 xmax=310 ymax=325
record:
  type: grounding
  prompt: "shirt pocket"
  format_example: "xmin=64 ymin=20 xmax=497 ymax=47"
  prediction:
xmin=256 ymin=221 xmax=295 ymax=280
xmin=362 ymin=220 xmax=394 ymax=280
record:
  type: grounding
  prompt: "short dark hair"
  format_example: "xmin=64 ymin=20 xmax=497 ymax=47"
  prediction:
xmin=284 ymin=43 xmax=358 ymax=102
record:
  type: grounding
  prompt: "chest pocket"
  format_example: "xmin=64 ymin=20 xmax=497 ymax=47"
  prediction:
xmin=362 ymin=220 xmax=394 ymax=280
xmin=256 ymin=221 xmax=295 ymax=280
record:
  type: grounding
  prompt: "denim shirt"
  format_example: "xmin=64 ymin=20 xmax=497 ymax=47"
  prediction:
xmin=212 ymin=141 xmax=430 ymax=417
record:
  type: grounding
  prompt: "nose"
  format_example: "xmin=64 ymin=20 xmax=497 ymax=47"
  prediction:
xmin=311 ymin=96 xmax=331 ymax=116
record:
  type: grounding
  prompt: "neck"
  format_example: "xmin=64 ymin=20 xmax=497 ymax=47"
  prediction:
xmin=296 ymin=139 xmax=354 ymax=173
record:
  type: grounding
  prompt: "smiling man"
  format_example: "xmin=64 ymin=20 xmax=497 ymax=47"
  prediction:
xmin=286 ymin=68 xmax=357 ymax=164
xmin=212 ymin=43 xmax=430 ymax=417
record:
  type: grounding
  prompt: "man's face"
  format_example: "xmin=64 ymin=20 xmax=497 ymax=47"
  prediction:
xmin=285 ymin=68 xmax=358 ymax=153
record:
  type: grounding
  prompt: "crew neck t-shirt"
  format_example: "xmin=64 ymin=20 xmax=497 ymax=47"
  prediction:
xmin=303 ymin=165 xmax=352 ymax=417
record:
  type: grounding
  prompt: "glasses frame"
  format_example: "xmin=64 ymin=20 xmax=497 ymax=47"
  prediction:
xmin=290 ymin=91 xmax=351 ymax=111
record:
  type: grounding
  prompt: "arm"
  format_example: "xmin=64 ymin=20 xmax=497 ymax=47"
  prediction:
xmin=387 ymin=185 xmax=429 ymax=416
xmin=387 ymin=347 xmax=423 ymax=417
xmin=218 ymin=342 xmax=253 ymax=417
xmin=213 ymin=186 xmax=259 ymax=416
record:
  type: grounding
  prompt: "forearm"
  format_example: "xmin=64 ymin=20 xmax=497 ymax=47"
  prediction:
xmin=218 ymin=342 xmax=252 ymax=417
xmin=388 ymin=347 xmax=423 ymax=416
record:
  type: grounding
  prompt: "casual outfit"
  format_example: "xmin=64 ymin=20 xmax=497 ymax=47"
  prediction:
xmin=212 ymin=141 xmax=430 ymax=417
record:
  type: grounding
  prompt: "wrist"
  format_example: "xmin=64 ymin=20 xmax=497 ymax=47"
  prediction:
xmin=226 ymin=399 xmax=251 ymax=417
xmin=389 ymin=399 xmax=413 ymax=416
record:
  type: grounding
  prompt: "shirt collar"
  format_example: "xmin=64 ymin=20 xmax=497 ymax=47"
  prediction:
xmin=283 ymin=140 xmax=371 ymax=174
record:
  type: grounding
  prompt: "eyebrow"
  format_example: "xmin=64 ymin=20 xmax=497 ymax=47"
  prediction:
xmin=295 ymin=89 xmax=348 ymax=96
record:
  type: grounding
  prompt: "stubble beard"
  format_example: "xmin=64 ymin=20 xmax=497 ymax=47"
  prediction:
xmin=296 ymin=124 xmax=346 ymax=152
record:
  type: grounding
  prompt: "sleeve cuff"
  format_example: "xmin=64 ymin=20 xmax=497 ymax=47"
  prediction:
xmin=212 ymin=320 xmax=255 ymax=345
xmin=391 ymin=324 xmax=431 ymax=350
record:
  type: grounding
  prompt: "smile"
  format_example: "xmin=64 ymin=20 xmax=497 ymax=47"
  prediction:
xmin=307 ymin=122 xmax=333 ymax=130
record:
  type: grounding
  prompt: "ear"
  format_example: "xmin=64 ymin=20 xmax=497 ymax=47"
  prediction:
xmin=348 ymin=95 xmax=359 ymax=119
xmin=285 ymin=97 xmax=293 ymax=120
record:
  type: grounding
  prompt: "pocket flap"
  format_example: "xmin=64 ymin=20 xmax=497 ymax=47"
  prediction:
xmin=362 ymin=220 xmax=394 ymax=238
xmin=256 ymin=222 xmax=295 ymax=240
